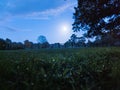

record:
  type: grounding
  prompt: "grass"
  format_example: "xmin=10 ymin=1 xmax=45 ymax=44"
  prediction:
xmin=0 ymin=47 xmax=120 ymax=90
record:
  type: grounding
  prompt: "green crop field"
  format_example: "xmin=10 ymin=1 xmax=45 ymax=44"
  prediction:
xmin=0 ymin=47 xmax=120 ymax=90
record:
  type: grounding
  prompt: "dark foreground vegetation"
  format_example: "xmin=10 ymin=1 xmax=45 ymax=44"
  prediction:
xmin=0 ymin=47 xmax=120 ymax=90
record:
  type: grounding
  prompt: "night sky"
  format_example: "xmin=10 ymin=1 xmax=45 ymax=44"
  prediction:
xmin=0 ymin=0 xmax=77 ymax=44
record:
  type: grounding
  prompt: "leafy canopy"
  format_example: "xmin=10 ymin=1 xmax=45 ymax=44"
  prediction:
xmin=73 ymin=0 xmax=120 ymax=38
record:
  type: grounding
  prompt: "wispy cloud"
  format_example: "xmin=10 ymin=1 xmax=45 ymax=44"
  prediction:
xmin=16 ymin=2 xmax=76 ymax=20
xmin=4 ymin=26 xmax=17 ymax=32
xmin=24 ymin=16 xmax=50 ymax=20
xmin=0 ymin=1 xmax=76 ymax=20
xmin=28 ymin=3 xmax=76 ymax=16
xmin=0 ymin=25 xmax=17 ymax=32
xmin=1 ymin=26 xmax=32 ymax=32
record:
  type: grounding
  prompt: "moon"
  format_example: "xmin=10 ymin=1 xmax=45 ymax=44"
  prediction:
xmin=62 ymin=26 xmax=68 ymax=32
xmin=57 ymin=23 xmax=71 ymax=36
xmin=56 ymin=22 xmax=72 ymax=43
xmin=61 ymin=25 xmax=70 ymax=34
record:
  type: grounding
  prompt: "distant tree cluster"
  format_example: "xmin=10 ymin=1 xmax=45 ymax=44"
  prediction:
xmin=0 ymin=38 xmax=24 ymax=50
xmin=0 ymin=37 xmax=50 ymax=50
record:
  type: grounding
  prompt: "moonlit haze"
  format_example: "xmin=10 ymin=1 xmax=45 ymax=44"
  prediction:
xmin=0 ymin=0 xmax=77 ymax=44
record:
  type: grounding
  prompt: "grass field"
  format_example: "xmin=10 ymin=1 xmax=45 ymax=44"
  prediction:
xmin=0 ymin=47 xmax=120 ymax=90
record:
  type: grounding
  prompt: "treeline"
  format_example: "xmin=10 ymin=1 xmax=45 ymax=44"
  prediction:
xmin=0 ymin=38 xmax=49 ymax=50
xmin=0 ymin=36 xmax=87 ymax=50
xmin=0 ymin=35 xmax=120 ymax=50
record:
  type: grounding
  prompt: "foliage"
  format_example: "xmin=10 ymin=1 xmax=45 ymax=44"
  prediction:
xmin=64 ymin=34 xmax=86 ymax=48
xmin=0 ymin=47 xmax=120 ymax=90
xmin=73 ymin=0 xmax=120 ymax=39
xmin=37 ymin=35 xmax=48 ymax=44
xmin=0 ymin=38 xmax=6 ymax=50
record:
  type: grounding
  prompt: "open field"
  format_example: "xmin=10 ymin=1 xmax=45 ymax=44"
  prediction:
xmin=0 ymin=47 xmax=120 ymax=90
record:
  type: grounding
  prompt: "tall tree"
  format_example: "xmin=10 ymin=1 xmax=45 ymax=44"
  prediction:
xmin=73 ymin=0 xmax=120 ymax=40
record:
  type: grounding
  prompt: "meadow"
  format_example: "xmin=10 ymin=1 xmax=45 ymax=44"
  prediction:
xmin=0 ymin=47 xmax=120 ymax=90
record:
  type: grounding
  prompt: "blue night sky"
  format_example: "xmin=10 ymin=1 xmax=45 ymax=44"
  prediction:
xmin=0 ymin=0 xmax=77 ymax=44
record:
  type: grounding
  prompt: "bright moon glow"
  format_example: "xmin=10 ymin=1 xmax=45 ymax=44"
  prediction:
xmin=56 ymin=22 xmax=72 ymax=43
xmin=57 ymin=22 xmax=72 ymax=37
xmin=60 ymin=24 xmax=70 ymax=35
xmin=62 ymin=26 xmax=68 ymax=32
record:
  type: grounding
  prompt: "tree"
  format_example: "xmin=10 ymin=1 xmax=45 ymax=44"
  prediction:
xmin=0 ymin=38 xmax=6 ymax=50
xmin=76 ymin=37 xmax=86 ymax=47
xmin=64 ymin=39 xmax=72 ymax=48
xmin=24 ymin=40 xmax=33 ymax=49
xmin=37 ymin=35 xmax=48 ymax=44
xmin=70 ymin=34 xmax=77 ymax=47
xmin=51 ymin=43 xmax=61 ymax=48
xmin=37 ymin=35 xmax=50 ymax=48
xmin=5 ymin=38 xmax=12 ymax=49
xmin=40 ymin=42 xmax=50 ymax=48
xmin=73 ymin=0 xmax=120 ymax=41
xmin=87 ymin=40 xmax=93 ymax=47
xmin=16 ymin=42 xmax=24 ymax=49
xmin=11 ymin=42 xmax=24 ymax=49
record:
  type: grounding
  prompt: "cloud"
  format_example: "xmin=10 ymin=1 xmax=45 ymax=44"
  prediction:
xmin=29 ymin=2 xmax=76 ymax=16
xmin=0 ymin=1 xmax=77 ymax=20
xmin=4 ymin=26 xmax=17 ymax=32
xmin=0 ymin=26 xmax=17 ymax=32
xmin=24 ymin=16 xmax=49 ymax=20
xmin=1 ymin=26 xmax=32 ymax=32
xmin=0 ymin=1 xmax=77 ymax=22
xmin=15 ymin=2 xmax=77 ymax=20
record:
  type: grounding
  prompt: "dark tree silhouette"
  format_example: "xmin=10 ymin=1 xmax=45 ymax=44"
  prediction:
xmin=24 ymin=40 xmax=33 ymax=49
xmin=37 ymin=35 xmax=50 ymax=48
xmin=0 ymin=38 xmax=6 ymax=50
xmin=5 ymin=38 xmax=12 ymax=49
xmin=76 ymin=37 xmax=86 ymax=47
xmin=37 ymin=35 xmax=48 ymax=44
xmin=70 ymin=34 xmax=77 ymax=47
xmin=73 ymin=0 xmax=120 ymax=40
xmin=64 ymin=39 xmax=72 ymax=48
